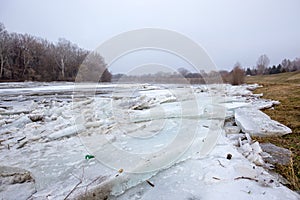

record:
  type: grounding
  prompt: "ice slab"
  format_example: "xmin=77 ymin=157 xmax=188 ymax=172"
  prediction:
xmin=48 ymin=125 xmax=85 ymax=140
xmin=260 ymin=143 xmax=292 ymax=166
xmin=115 ymin=136 xmax=300 ymax=200
xmin=235 ymin=107 xmax=292 ymax=136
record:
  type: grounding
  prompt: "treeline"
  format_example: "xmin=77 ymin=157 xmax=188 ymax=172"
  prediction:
xmin=113 ymin=54 xmax=300 ymax=85
xmin=223 ymin=54 xmax=300 ymax=85
xmin=113 ymin=54 xmax=300 ymax=86
xmin=0 ymin=23 xmax=111 ymax=82
xmin=113 ymin=68 xmax=229 ymax=84
xmin=245 ymin=54 xmax=300 ymax=76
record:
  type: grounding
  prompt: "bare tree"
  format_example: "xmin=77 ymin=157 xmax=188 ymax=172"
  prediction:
xmin=54 ymin=38 xmax=73 ymax=79
xmin=230 ymin=62 xmax=245 ymax=85
xmin=281 ymin=58 xmax=291 ymax=72
xmin=76 ymin=52 xmax=110 ymax=82
xmin=20 ymin=34 xmax=36 ymax=79
xmin=293 ymin=57 xmax=300 ymax=71
xmin=256 ymin=54 xmax=270 ymax=75
xmin=0 ymin=22 xmax=110 ymax=82
xmin=0 ymin=23 xmax=8 ymax=78
xmin=177 ymin=67 xmax=190 ymax=77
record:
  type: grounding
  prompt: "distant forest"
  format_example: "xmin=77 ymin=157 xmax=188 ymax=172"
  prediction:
xmin=1 ymin=22 xmax=299 ymax=84
xmin=244 ymin=54 xmax=300 ymax=76
xmin=0 ymin=22 xmax=111 ymax=82
xmin=113 ymin=54 xmax=300 ymax=85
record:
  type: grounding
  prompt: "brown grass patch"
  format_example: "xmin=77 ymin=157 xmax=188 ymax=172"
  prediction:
xmin=246 ymin=73 xmax=300 ymax=190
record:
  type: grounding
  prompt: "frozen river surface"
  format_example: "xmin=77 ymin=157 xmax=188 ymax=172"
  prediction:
xmin=0 ymin=82 xmax=298 ymax=200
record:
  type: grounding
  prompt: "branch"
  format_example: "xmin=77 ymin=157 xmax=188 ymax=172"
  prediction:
xmin=234 ymin=176 xmax=258 ymax=182
xmin=217 ymin=160 xmax=225 ymax=168
xmin=64 ymin=180 xmax=82 ymax=200
xmin=64 ymin=168 xmax=85 ymax=200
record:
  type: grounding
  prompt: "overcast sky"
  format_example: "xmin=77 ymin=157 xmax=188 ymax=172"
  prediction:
xmin=1 ymin=0 xmax=300 ymax=72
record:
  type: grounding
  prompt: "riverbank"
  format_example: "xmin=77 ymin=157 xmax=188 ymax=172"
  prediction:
xmin=246 ymin=71 xmax=300 ymax=190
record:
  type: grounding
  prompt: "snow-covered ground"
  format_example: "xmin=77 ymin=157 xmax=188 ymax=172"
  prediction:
xmin=0 ymin=82 xmax=299 ymax=200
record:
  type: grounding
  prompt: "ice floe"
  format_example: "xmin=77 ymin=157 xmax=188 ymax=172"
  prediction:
xmin=235 ymin=107 xmax=292 ymax=137
xmin=0 ymin=82 xmax=298 ymax=200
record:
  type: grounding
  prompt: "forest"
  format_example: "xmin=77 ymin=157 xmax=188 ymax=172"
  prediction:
xmin=0 ymin=23 xmax=111 ymax=82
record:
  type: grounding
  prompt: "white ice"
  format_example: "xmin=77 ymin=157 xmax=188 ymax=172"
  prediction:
xmin=235 ymin=107 xmax=292 ymax=136
xmin=0 ymin=82 xmax=298 ymax=200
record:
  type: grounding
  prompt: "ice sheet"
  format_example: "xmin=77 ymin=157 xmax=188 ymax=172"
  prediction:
xmin=0 ymin=82 xmax=298 ymax=200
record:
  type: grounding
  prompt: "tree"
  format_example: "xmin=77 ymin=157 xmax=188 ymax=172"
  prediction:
xmin=76 ymin=52 xmax=111 ymax=82
xmin=245 ymin=68 xmax=252 ymax=76
xmin=54 ymin=38 xmax=72 ymax=79
xmin=219 ymin=70 xmax=230 ymax=83
xmin=177 ymin=67 xmax=190 ymax=77
xmin=0 ymin=23 xmax=8 ymax=78
xmin=270 ymin=65 xmax=277 ymax=74
xmin=292 ymin=57 xmax=300 ymax=71
xmin=276 ymin=64 xmax=282 ymax=73
xmin=256 ymin=54 xmax=270 ymax=75
xmin=229 ymin=62 xmax=245 ymax=85
xmin=19 ymin=34 xmax=36 ymax=79
xmin=0 ymin=22 xmax=111 ymax=82
xmin=281 ymin=58 xmax=292 ymax=72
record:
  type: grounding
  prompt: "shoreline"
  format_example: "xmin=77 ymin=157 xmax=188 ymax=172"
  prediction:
xmin=246 ymin=72 xmax=300 ymax=190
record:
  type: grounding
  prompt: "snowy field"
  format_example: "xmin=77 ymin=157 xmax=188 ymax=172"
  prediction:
xmin=0 ymin=82 xmax=299 ymax=200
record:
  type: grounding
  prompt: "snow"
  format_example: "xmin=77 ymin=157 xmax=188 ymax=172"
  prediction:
xmin=0 ymin=82 xmax=298 ymax=200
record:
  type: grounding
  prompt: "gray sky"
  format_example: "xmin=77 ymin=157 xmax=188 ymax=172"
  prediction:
xmin=1 ymin=0 xmax=300 ymax=72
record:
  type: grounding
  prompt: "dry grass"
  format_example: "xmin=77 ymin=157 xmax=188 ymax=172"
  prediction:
xmin=246 ymin=71 xmax=300 ymax=190
xmin=246 ymin=71 xmax=300 ymax=84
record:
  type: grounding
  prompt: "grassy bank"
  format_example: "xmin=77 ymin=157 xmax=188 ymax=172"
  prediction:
xmin=246 ymin=71 xmax=300 ymax=190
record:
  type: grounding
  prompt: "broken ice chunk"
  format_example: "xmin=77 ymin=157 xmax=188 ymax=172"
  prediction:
xmin=235 ymin=107 xmax=292 ymax=136
xmin=48 ymin=125 xmax=85 ymax=140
